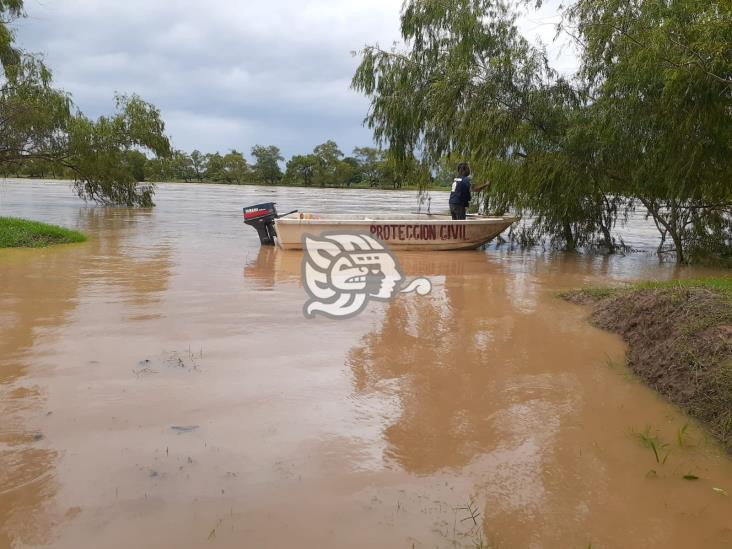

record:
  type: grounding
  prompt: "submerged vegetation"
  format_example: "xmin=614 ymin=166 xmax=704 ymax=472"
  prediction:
xmin=353 ymin=0 xmax=732 ymax=263
xmin=563 ymin=280 xmax=732 ymax=451
xmin=1 ymin=1 xmax=170 ymax=206
xmin=0 ymin=217 xmax=86 ymax=248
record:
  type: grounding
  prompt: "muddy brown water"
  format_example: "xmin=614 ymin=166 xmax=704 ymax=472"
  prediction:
xmin=1 ymin=180 xmax=731 ymax=549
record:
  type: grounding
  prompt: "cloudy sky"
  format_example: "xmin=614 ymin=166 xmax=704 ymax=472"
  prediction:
xmin=15 ymin=0 xmax=578 ymax=160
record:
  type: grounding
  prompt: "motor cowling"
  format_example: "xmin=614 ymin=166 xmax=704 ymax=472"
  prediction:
xmin=243 ymin=202 xmax=278 ymax=245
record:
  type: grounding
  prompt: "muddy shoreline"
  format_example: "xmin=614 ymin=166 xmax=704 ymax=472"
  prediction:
xmin=563 ymin=286 xmax=732 ymax=452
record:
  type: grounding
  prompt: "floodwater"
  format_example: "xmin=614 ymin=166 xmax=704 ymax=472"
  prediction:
xmin=1 ymin=179 xmax=731 ymax=549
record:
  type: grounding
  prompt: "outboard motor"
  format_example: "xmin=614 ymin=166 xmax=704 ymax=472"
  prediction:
xmin=243 ymin=202 xmax=297 ymax=245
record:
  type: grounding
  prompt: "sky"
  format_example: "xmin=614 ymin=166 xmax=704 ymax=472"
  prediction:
xmin=14 ymin=0 xmax=578 ymax=160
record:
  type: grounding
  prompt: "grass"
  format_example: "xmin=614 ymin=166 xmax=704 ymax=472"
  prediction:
xmin=562 ymin=277 xmax=732 ymax=303
xmin=0 ymin=217 xmax=86 ymax=248
xmin=633 ymin=427 xmax=671 ymax=464
xmin=633 ymin=278 xmax=732 ymax=300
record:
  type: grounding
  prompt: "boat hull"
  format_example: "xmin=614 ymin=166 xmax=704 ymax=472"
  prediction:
xmin=274 ymin=215 xmax=518 ymax=251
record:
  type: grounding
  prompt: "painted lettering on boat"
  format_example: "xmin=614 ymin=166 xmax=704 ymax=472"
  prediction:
xmin=369 ymin=224 xmax=467 ymax=241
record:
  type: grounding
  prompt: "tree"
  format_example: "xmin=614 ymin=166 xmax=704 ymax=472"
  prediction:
xmin=0 ymin=1 xmax=23 ymax=74
xmin=352 ymin=146 xmax=383 ymax=186
xmin=62 ymin=94 xmax=171 ymax=206
xmin=1 ymin=55 xmax=71 ymax=170
xmin=352 ymin=0 xmax=603 ymax=245
xmin=125 ymin=150 xmax=148 ymax=182
xmin=352 ymin=0 xmax=732 ymax=261
xmin=190 ymin=149 xmax=207 ymax=181
xmin=1 ymin=1 xmax=171 ymax=206
xmin=338 ymin=156 xmax=361 ymax=187
xmin=204 ymin=152 xmax=225 ymax=182
xmin=221 ymin=150 xmax=249 ymax=184
xmin=565 ymin=0 xmax=732 ymax=262
xmin=251 ymin=144 xmax=283 ymax=184
xmin=172 ymin=150 xmax=195 ymax=182
xmin=312 ymin=140 xmax=343 ymax=186
xmin=285 ymin=154 xmax=317 ymax=186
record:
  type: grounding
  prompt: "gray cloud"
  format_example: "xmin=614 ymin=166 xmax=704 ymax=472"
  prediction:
xmin=15 ymin=0 xmax=577 ymax=160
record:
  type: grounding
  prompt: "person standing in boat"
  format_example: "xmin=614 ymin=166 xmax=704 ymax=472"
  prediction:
xmin=449 ymin=163 xmax=491 ymax=220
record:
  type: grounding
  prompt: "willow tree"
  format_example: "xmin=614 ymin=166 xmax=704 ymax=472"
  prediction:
xmin=62 ymin=94 xmax=171 ymax=206
xmin=353 ymin=0 xmax=623 ymax=250
xmin=353 ymin=0 xmax=732 ymax=261
xmin=566 ymin=0 xmax=732 ymax=263
xmin=1 ymin=0 xmax=171 ymax=206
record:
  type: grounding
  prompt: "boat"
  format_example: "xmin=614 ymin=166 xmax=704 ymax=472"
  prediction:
xmin=243 ymin=202 xmax=518 ymax=251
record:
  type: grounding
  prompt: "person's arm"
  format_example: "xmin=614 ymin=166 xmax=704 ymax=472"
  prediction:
xmin=472 ymin=180 xmax=492 ymax=193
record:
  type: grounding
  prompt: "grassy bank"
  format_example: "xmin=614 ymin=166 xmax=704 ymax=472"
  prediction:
xmin=562 ymin=278 xmax=732 ymax=452
xmin=0 ymin=217 xmax=86 ymax=248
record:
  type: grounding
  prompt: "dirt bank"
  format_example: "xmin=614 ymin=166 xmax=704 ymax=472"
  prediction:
xmin=563 ymin=285 xmax=732 ymax=451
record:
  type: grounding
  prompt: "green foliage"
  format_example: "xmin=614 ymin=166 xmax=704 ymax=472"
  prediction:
xmin=1 ymin=1 xmax=171 ymax=206
xmin=633 ymin=427 xmax=670 ymax=464
xmin=64 ymin=94 xmax=171 ymax=206
xmin=279 ymin=142 xmax=423 ymax=188
xmin=0 ymin=216 xmax=86 ymax=247
xmin=198 ymin=150 xmax=248 ymax=183
xmin=0 ymin=0 xmax=23 ymax=73
xmin=127 ymin=140 xmax=426 ymax=189
xmin=190 ymin=149 xmax=206 ymax=181
xmin=144 ymin=149 xmax=191 ymax=182
xmin=352 ymin=0 xmax=732 ymax=262
xmin=221 ymin=150 xmax=249 ymax=183
xmin=567 ymin=0 xmax=732 ymax=263
xmin=285 ymin=153 xmax=318 ymax=186
xmin=125 ymin=150 xmax=148 ymax=182
xmin=312 ymin=140 xmax=344 ymax=186
xmin=251 ymin=144 xmax=283 ymax=184
xmin=1 ymin=55 xmax=71 ymax=168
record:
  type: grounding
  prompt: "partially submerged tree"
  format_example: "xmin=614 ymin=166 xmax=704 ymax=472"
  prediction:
xmin=63 ymin=94 xmax=171 ymax=206
xmin=352 ymin=0 xmax=617 ymax=250
xmin=353 ymin=0 xmax=732 ymax=262
xmin=565 ymin=0 xmax=732 ymax=262
xmin=1 ymin=0 xmax=171 ymax=206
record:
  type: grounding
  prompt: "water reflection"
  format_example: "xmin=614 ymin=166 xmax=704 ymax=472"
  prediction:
xmin=346 ymin=254 xmax=525 ymax=474
xmin=243 ymin=246 xmax=301 ymax=289
xmin=0 ymin=206 xmax=173 ymax=547
xmin=342 ymin=254 xmax=615 ymax=545
xmin=77 ymin=209 xmax=173 ymax=311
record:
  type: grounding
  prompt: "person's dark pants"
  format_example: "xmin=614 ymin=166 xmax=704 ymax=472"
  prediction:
xmin=450 ymin=204 xmax=467 ymax=220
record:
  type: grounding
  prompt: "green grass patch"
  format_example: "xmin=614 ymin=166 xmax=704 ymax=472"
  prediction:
xmin=561 ymin=277 xmax=732 ymax=303
xmin=632 ymin=278 xmax=732 ymax=300
xmin=0 ymin=217 xmax=86 ymax=248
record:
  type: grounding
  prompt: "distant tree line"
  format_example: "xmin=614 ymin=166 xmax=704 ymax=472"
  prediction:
xmin=5 ymin=139 xmax=443 ymax=190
